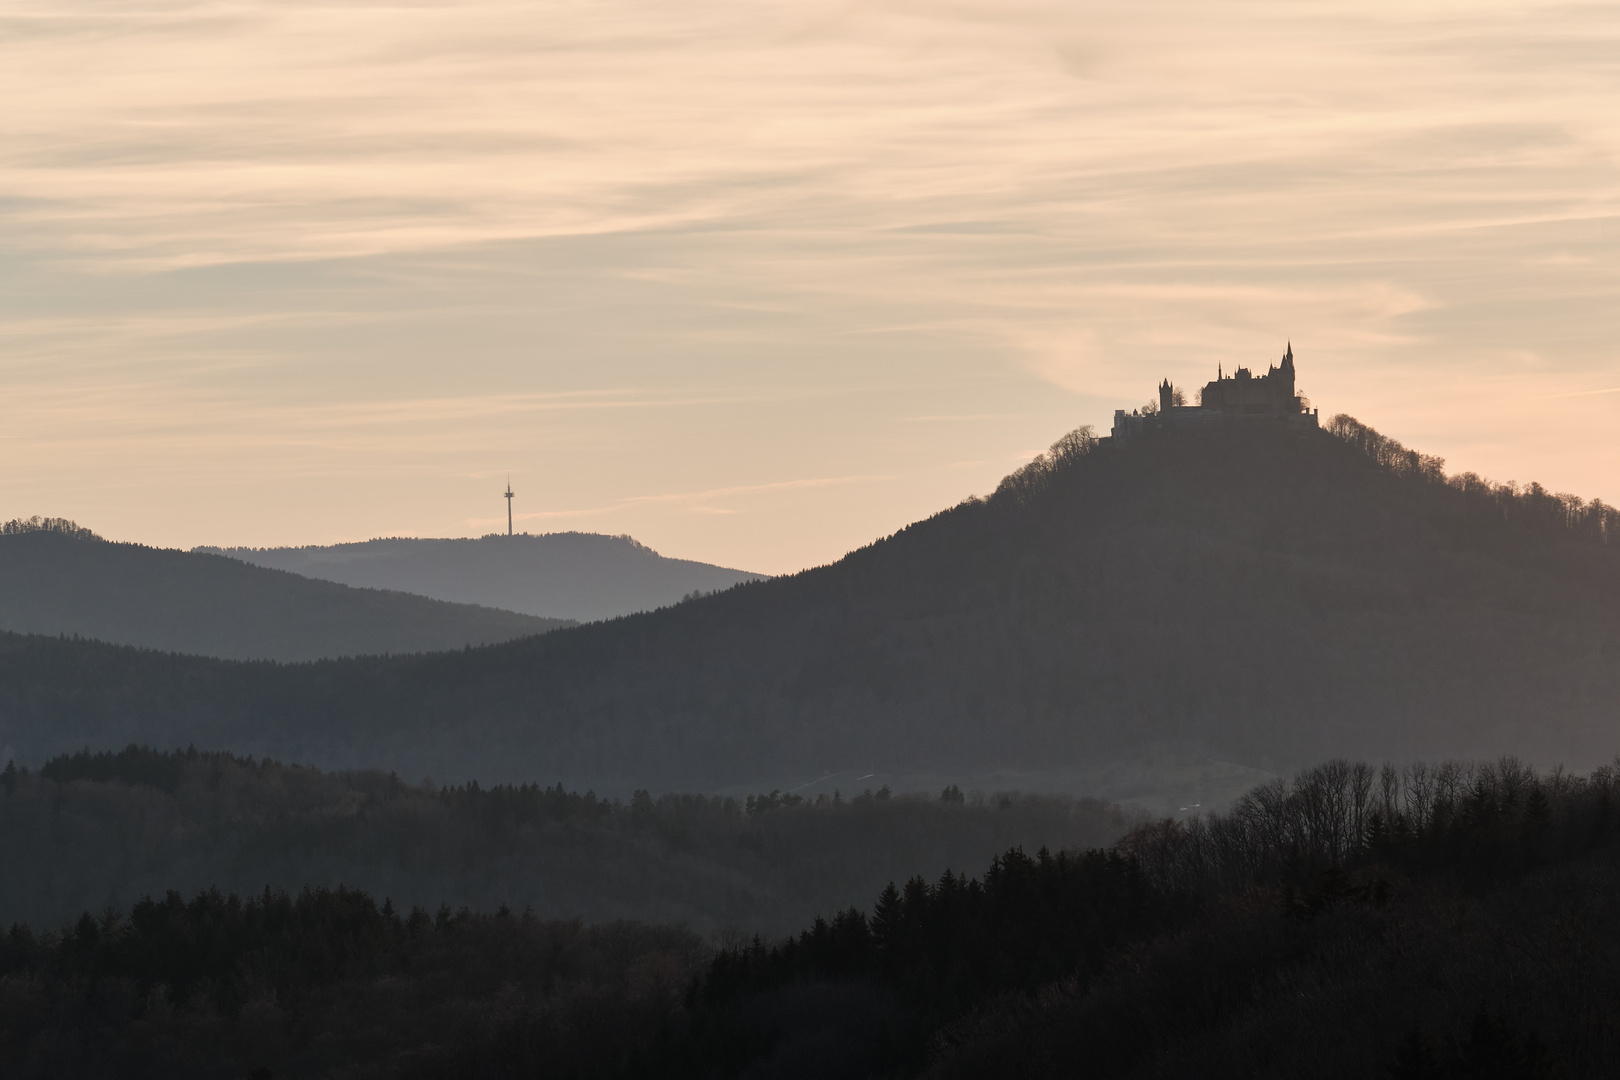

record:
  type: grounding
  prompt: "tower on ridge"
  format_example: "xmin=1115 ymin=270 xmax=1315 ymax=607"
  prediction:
xmin=504 ymin=478 xmax=515 ymax=537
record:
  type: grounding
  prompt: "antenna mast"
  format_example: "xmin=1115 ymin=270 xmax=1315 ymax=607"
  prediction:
xmin=504 ymin=477 xmax=514 ymax=536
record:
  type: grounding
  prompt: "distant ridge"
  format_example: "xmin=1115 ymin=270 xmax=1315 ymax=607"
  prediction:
xmin=0 ymin=524 xmax=572 ymax=661
xmin=4 ymin=416 xmax=1620 ymax=796
xmin=201 ymin=532 xmax=767 ymax=622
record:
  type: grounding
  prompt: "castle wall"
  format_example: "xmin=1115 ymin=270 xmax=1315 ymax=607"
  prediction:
xmin=1108 ymin=347 xmax=1314 ymax=446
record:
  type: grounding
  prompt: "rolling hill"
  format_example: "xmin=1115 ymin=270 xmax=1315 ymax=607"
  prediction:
xmin=0 ymin=524 xmax=572 ymax=662
xmin=202 ymin=532 xmax=766 ymax=621
xmin=3 ymin=416 xmax=1618 ymax=797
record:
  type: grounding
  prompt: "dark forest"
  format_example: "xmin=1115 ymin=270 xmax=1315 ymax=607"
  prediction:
xmin=4 ymin=752 xmax=1618 ymax=1077
xmin=0 ymin=745 xmax=1126 ymax=936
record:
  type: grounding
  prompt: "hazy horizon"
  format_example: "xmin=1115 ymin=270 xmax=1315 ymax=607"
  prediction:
xmin=203 ymin=529 xmax=763 ymax=571
xmin=3 ymin=0 xmax=1617 ymax=576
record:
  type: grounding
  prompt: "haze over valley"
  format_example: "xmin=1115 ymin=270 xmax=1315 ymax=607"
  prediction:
xmin=204 ymin=532 xmax=765 ymax=622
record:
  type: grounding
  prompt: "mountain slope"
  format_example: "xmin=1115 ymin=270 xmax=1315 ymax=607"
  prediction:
xmin=0 ymin=527 xmax=572 ymax=662
xmin=3 ymin=418 xmax=1619 ymax=791
xmin=202 ymin=533 xmax=766 ymax=621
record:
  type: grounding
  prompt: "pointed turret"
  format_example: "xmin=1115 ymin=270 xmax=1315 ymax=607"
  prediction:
xmin=1278 ymin=341 xmax=1296 ymax=402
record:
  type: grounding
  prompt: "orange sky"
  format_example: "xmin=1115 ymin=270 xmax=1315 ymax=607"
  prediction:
xmin=2 ymin=0 xmax=1617 ymax=575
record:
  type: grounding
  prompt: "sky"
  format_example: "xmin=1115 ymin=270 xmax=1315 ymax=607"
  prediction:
xmin=1 ymin=0 xmax=1617 ymax=576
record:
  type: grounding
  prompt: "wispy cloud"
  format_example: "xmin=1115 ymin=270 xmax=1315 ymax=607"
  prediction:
xmin=2 ymin=0 xmax=1618 ymax=570
xmin=1535 ymin=386 xmax=1620 ymax=401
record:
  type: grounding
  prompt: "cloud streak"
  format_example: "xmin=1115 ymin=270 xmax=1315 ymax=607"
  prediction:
xmin=1 ymin=0 xmax=1617 ymax=571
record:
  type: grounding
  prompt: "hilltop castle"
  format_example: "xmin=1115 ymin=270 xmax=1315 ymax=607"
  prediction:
xmin=1110 ymin=343 xmax=1319 ymax=443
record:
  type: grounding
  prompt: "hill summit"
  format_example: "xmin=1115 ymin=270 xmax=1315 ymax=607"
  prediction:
xmin=0 ymin=522 xmax=570 ymax=662
xmin=1109 ymin=341 xmax=1319 ymax=442
xmin=202 ymin=532 xmax=765 ymax=622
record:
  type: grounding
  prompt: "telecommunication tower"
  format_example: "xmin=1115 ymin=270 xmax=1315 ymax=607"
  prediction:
xmin=504 ymin=478 xmax=514 ymax=536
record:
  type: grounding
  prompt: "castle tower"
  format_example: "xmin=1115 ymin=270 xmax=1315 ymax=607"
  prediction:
xmin=1159 ymin=378 xmax=1174 ymax=414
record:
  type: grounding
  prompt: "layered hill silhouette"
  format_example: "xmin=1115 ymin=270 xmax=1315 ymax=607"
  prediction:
xmin=3 ymin=416 xmax=1619 ymax=794
xmin=0 ymin=522 xmax=572 ymax=662
xmin=201 ymin=532 xmax=766 ymax=621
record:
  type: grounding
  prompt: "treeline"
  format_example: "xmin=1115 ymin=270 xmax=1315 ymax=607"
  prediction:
xmin=990 ymin=414 xmax=1620 ymax=551
xmin=0 ymin=886 xmax=706 ymax=1079
xmin=1326 ymin=413 xmax=1620 ymax=546
xmin=686 ymin=846 xmax=1188 ymax=1077
xmin=1 ymin=515 xmax=100 ymax=539
xmin=908 ymin=754 xmax=1620 ymax=1078
xmin=40 ymin=743 xmax=193 ymax=792
xmin=1119 ymin=754 xmax=1605 ymax=894
xmin=0 ymin=745 xmax=1128 ymax=936
xmin=5 ymin=755 xmax=1620 ymax=1077
xmin=689 ymin=753 xmax=1620 ymax=1078
xmin=985 ymin=425 xmax=1100 ymax=506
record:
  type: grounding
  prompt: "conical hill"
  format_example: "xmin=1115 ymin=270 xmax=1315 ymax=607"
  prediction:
xmin=4 ymin=417 xmax=1617 ymax=795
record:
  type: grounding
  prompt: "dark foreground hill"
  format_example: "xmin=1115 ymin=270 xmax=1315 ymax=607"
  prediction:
xmin=203 ymin=532 xmax=766 ymax=621
xmin=0 ymin=521 xmax=571 ymax=661
xmin=3 ymin=754 xmax=1618 ymax=1079
xmin=2 ymin=416 xmax=1619 ymax=792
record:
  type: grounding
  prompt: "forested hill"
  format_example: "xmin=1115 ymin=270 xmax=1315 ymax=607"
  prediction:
xmin=202 ymin=532 xmax=766 ymax=621
xmin=3 ymin=416 xmax=1620 ymax=793
xmin=0 ymin=523 xmax=572 ymax=662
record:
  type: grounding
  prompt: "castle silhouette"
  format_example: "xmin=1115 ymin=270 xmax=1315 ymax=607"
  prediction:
xmin=1110 ymin=343 xmax=1319 ymax=443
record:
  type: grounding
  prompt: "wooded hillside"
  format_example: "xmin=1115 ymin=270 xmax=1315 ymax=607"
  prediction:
xmin=5 ymin=752 xmax=1619 ymax=1078
xmin=0 ymin=745 xmax=1125 ymax=935
xmin=3 ymin=418 xmax=1618 ymax=792
xmin=0 ymin=522 xmax=571 ymax=661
